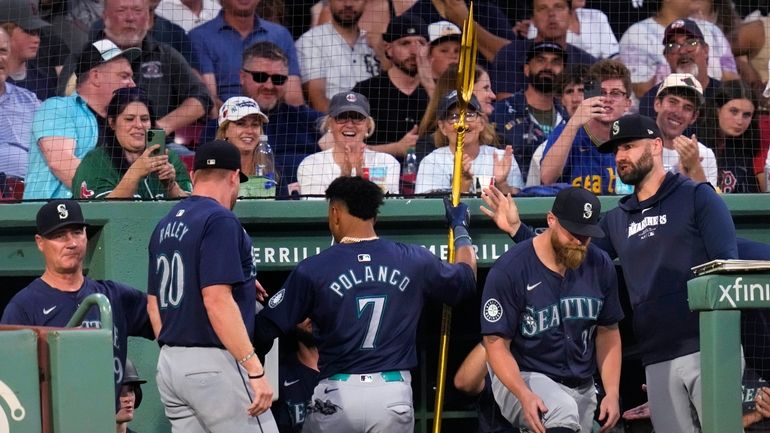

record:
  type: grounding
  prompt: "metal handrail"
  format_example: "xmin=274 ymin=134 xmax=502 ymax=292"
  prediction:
xmin=65 ymin=293 xmax=113 ymax=331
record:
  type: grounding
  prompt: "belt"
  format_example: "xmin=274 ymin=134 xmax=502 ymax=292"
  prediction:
xmin=552 ymin=376 xmax=593 ymax=388
xmin=328 ymin=371 xmax=404 ymax=382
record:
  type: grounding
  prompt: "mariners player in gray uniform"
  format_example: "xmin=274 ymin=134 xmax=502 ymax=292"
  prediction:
xmin=147 ymin=140 xmax=277 ymax=433
xmin=482 ymin=187 xmax=623 ymax=433
xmin=254 ymin=176 xmax=477 ymax=433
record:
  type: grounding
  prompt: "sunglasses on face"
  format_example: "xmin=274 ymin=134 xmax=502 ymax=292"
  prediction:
xmin=333 ymin=112 xmax=367 ymax=124
xmin=664 ymin=38 xmax=702 ymax=54
xmin=242 ymin=69 xmax=288 ymax=85
xmin=443 ymin=111 xmax=480 ymax=122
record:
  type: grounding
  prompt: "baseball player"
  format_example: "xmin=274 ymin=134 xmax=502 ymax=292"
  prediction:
xmin=481 ymin=187 xmax=623 ymax=433
xmin=270 ymin=319 xmax=320 ymax=433
xmin=495 ymin=114 xmax=738 ymax=433
xmin=253 ymin=176 xmax=477 ymax=433
xmin=147 ymin=139 xmax=278 ymax=433
xmin=0 ymin=199 xmax=153 ymax=404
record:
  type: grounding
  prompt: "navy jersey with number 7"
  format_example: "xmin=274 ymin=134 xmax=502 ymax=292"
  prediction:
xmin=260 ymin=238 xmax=475 ymax=378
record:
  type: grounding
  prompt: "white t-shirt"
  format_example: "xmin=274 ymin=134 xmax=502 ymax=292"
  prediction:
xmin=528 ymin=8 xmax=619 ymax=59
xmin=619 ymin=17 xmax=737 ymax=84
xmin=295 ymin=24 xmax=380 ymax=100
xmin=526 ymin=142 xmax=547 ymax=187
xmin=662 ymin=141 xmax=718 ymax=186
xmin=155 ymin=0 xmax=220 ymax=32
xmin=415 ymin=145 xmax=525 ymax=194
xmin=297 ymin=148 xmax=400 ymax=197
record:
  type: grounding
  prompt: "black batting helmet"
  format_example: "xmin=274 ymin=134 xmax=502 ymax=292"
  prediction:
xmin=123 ymin=359 xmax=147 ymax=408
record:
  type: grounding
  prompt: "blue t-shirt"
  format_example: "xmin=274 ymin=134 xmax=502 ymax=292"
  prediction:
xmin=148 ymin=195 xmax=257 ymax=347
xmin=190 ymin=12 xmax=300 ymax=101
xmin=260 ymin=239 xmax=475 ymax=378
xmin=0 ymin=83 xmax=39 ymax=178
xmin=543 ymin=124 xmax=618 ymax=195
xmin=25 ymin=92 xmax=99 ymax=199
xmin=0 ymin=277 xmax=152 ymax=397
xmin=481 ymin=239 xmax=623 ymax=381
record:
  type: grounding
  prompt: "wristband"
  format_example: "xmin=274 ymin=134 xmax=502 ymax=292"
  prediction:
xmin=238 ymin=350 xmax=256 ymax=366
xmin=248 ymin=371 xmax=265 ymax=379
xmin=453 ymin=226 xmax=473 ymax=248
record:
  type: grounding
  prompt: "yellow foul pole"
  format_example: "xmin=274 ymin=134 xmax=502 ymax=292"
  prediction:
xmin=432 ymin=4 xmax=477 ymax=432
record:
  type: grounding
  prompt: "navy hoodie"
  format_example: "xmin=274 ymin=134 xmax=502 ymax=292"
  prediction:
xmin=596 ymin=173 xmax=738 ymax=365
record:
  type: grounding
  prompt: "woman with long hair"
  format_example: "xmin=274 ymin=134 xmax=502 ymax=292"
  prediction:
xmin=701 ymin=80 xmax=764 ymax=193
xmin=73 ymin=87 xmax=191 ymax=199
xmin=215 ymin=96 xmax=277 ymax=197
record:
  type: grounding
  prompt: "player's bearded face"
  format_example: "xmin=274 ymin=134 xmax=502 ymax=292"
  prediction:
xmin=551 ymin=228 xmax=588 ymax=270
xmin=617 ymin=143 xmax=654 ymax=186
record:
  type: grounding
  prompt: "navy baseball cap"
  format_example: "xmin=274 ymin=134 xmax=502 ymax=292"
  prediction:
xmin=36 ymin=200 xmax=89 ymax=237
xmin=193 ymin=139 xmax=249 ymax=183
xmin=328 ymin=91 xmax=370 ymax=118
xmin=597 ymin=114 xmax=661 ymax=154
xmin=663 ymin=18 xmax=705 ymax=44
xmin=383 ymin=15 xmax=428 ymax=43
xmin=0 ymin=0 xmax=50 ymax=31
xmin=551 ymin=187 xmax=604 ymax=238
xmin=437 ymin=90 xmax=481 ymax=119
xmin=527 ymin=41 xmax=567 ymax=62
xmin=76 ymin=39 xmax=141 ymax=76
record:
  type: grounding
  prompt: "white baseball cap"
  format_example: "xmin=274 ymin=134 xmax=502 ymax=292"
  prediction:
xmin=656 ymin=73 xmax=704 ymax=105
xmin=427 ymin=21 xmax=461 ymax=46
xmin=218 ymin=96 xmax=269 ymax=126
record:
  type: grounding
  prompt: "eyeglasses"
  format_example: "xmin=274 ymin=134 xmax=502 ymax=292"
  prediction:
xmin=444 ymin=112 xmax=480 ymax=123
xmin=333 ymin=112 xmax=367 ymax=124
xmin=241 ymin=69 xmax=288 ymax=85
xmin=664 ymin=38 xmax=702 ymax=54
xmin=599 ymin=89 xmax=628 ymax=100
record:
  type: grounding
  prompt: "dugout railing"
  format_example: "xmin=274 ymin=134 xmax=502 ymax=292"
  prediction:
xmin=688 ymin=273 xmax=770 ymax=433
xmin=0 ymin=195 xmax=768 ymax=432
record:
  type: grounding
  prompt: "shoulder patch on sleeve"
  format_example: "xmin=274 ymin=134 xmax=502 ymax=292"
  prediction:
xmin=483 ymin=298 xmax=503 ymax=323
xmin=268 ymin=288 xmax=285 ymax=309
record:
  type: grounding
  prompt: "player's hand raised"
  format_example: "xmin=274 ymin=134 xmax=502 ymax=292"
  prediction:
xmin=247 ymin=375 xmax=273 ymax=417
xmin=597 ymin=393 xmax=620 ymax=432
xmin=480 ymin=183 xmax=521 ymax=237
xmin=519 ymin=390 xmax=548 ymax=433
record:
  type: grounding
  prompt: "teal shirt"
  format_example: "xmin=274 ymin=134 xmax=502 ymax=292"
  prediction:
xmin=72 ymin=146 xmax=192 ymax=200
xmin=25 ymin=92 xmax=99 ymax=199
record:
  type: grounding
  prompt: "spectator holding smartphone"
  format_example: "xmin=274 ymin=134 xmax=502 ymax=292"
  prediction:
xmin=72 ymin=87 xmax=191 ymax=199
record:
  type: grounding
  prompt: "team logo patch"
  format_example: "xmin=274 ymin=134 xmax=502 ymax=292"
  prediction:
xmin=483 ymin=298 xmax=503 ymax=323
xmin=268 ymin=288 xmax=285 ymax=308
xmin=583 ymin=202 xmax=593 ymax=219
xmin=79 ymin=181 xmax=94 ymax=199
xmin=358 ymin=254 xmax=371 ymax=262
xmin=175 ymin=209 xmax=185 ymax=217
xmin=611 ymin=120 xmax=620 ymax=136
xmin=56 ymin=203 xmax=69 ymax=219
xmin=346 ymin=93 xmax=357 ymax=102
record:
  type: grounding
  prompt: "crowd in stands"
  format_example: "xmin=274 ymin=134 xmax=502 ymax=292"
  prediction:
xmin=1 ymin=0 xmax=769 ymax=201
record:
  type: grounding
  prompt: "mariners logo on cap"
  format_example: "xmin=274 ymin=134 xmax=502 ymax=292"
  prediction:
xmin=57 ymin=204 xmax=69 ymax=219
xmin=346 ymin=93 xmax=357 ymax=102
xmin=612 ymin=120 xmax=620 ymax=136
xmin=483 ymin=298 xmax=503 ymax=323
xmin=583 ymin=203 xmax=593 ymax=219
xmin=268 ymin=288 xmax=285 ymax=308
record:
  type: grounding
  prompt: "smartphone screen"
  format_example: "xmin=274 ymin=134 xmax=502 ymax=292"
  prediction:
xmin=146 ymin=129 xmax=166 ymax=156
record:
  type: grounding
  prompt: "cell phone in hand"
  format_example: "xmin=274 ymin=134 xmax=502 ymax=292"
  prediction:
xmin=583 ymin=80 xmax=603 ymax=99
xmin=146 ymin=129 xmax=166 ymax=156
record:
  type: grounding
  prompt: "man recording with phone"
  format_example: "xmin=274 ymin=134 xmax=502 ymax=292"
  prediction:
xmin=72 ymin=87 xmax=192 ymax=200
xmin=539 ymin=59 xmax=633 ymax=194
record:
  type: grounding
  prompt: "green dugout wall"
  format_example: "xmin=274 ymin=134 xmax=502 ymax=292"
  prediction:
xmin=0 ymin=194 xmax=768 ymax=432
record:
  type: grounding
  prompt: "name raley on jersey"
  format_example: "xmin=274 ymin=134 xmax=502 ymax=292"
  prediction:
xmin=329 ymin=265 xmax=411 ymax=297
xmin=520 ymin=297 xmax=605 ymax=336
xmin=157 ymin=211 xmax=190 ymax=243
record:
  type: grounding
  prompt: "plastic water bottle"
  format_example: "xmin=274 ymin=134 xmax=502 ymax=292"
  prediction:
xmin=400 ymin=147 xmax=418 ymax=196
xmin=765 ymin=162 xmax=770 ymax=193
xmin=256 ymin=134 xmax=276 ymax=191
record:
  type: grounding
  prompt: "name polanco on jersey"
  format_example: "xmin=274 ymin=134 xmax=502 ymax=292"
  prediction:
xmin=627 ymin=213 xmax=667 ymax=238
xmin=521 ymin=297 xmax=604 ymax=336
xmin=329 ymin=265 xmax=410 ymax=297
